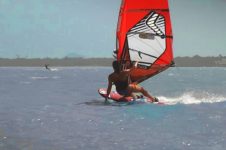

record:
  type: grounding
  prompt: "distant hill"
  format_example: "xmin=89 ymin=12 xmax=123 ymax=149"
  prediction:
xmin=0 ymin=55 xmax=226 ymax=67
xmin=65 ymin=52 xmax=83 ymax=58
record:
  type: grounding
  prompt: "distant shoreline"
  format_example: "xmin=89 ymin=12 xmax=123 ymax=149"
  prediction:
xmin=0 ymin=56 xmax=226 ymax=67
xmin=0 ymin=58 xmax=113 ymax=67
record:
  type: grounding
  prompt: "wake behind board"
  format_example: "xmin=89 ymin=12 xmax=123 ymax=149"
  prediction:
xmin=98 ymin=88 xmax=164 ymax=105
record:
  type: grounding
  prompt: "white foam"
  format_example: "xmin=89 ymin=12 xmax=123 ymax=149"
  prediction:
xmin=50 ymin=68 xmax=59 ymax=71
xmin=31 ymin=76 xmax=49 ymax=80
xmin=20 ymin=81 xmax=31 ymax=84
xmin=168 ymin=73 xmax=174 ymax=76
xmin=158 ymin=92 xmax=226 ymax=105
xmin=52 ymin=76 xmax=60 ymax=79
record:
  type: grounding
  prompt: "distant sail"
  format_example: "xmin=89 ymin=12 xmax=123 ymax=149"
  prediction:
xmin=115 ymin=0 xmax=174 ymax=83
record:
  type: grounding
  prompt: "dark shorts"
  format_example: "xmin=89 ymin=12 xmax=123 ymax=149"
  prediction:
xmin=117 ymin=90 xmax=129 ymax=96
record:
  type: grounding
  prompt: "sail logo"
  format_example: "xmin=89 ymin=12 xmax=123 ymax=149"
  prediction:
xmin=146 ymin=12 xmax=165 ymax=38
xmin=128 ymin=11 xmax=166 ymax=39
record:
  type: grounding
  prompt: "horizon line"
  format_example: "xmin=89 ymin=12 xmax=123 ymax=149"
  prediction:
xmin=0 ymin=54 xmax=226 ymax=59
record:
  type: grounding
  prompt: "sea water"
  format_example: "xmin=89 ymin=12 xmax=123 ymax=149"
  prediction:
xmin=0 ymin=67 xmax=226 ymax=150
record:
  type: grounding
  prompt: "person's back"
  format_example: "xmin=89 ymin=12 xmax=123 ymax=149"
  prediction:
xmin=109 ymin=71 xmax=130 ymax=95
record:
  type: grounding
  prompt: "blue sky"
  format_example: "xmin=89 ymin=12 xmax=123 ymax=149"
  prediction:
xmin=0 ymin=0 xmax=226 ymax=58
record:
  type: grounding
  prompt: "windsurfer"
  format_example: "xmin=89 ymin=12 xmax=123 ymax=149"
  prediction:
xmin=106 ymin=60 xmax=158 ymax=103
xmin=45 ymin=64 xmax=50 ymax=70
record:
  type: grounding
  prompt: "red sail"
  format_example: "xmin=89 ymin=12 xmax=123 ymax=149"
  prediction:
xmin=116 ymin=0 xmax=174 ymax=83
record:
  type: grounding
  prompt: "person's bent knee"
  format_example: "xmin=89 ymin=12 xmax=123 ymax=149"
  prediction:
xmin=129 ymin=84 xmax=136 ymax=89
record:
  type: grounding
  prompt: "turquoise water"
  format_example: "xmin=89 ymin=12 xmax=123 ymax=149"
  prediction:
xmin=0 ymin=67 xmax=226 ymax=150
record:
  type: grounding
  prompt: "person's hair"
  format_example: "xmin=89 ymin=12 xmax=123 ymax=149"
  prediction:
xmin=112 ymin=61 xmax=120 ymax=73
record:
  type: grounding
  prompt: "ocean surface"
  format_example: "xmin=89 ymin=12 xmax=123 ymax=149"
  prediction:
xmin=0 ymin=67 xmax=226 ymax=150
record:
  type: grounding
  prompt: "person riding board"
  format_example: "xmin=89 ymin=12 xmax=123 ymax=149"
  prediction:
xmin=45 ymin=64 xmax=50 ymax=70
xmin=105 ymin=60 xmax=159 ymax=103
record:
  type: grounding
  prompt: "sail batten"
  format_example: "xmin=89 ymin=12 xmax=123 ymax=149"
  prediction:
xmin=116 ymin=0 xmax=174 ymax=83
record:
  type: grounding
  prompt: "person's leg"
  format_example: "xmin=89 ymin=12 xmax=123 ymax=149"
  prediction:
xmin=127 ymin=84 xmax=155 ymax=102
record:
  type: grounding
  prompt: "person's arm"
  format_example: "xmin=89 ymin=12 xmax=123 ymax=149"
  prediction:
xmin=133 ymin=61 xmax=138 ymax=68
xmin=105 ymin=76 xmax=112 ymax=102
xmin=123 ymin=61 xmax=138 ymax=75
